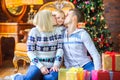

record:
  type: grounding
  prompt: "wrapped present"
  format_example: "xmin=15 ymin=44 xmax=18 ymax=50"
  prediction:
xmin=102 ymin=51 xmax=120 ymax=71
xmin=110 ymin=71 xmax=120 ymax=80
xmin=66 ymin=71 xmax=77 ymax=80
xmin=66 ymin=67 xmax=78 ymax=80
xmin=98 ymin=70 xmax=110 ymax=80
xmin=58 ymin=68 xmax=68 ymax=80
xmin=92 ymin=70 xmax=98 ymax=80
xmin=77 ymin=68 xmax=84 ymax=80
xmin=84 ymin=70 xmax=90 ymax=80
xmin=113 ymin=71 xmax=120 ymax=80
xmin=92 ymin=70 xmax=110 ymax=80
xmin=66 ymin=67 xmax=84 ymax=80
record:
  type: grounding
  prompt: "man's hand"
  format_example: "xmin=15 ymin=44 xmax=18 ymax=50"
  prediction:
xmin=50 ymin=66 xmax=59 ymax=72
xmin=40 ymin=66 xmax=49 ymax=75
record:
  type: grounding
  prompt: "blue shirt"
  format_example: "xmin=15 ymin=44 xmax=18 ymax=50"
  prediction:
xmin=63 ymin=28 xmax=101 ymax=70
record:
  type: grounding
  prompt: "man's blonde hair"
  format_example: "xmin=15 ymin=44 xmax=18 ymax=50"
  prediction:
xmin=33 ymin=10 xmax=53 ymax=32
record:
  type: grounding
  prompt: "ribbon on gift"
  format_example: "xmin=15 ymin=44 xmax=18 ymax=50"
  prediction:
xmin=105 ymin=51 xmax=116 ymax=71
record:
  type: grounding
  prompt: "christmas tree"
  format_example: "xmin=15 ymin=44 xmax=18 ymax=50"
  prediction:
xmin=69 ymin=0 xmax=113 ymax=54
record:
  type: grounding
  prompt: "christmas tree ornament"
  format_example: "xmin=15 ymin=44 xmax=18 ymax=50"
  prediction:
xmin=106 ymin=43 xmax=110 ymax=47
xmin=97 ymin=14 xmax=100 ymax=16
xmin=93 ymin=37 xmax=98 ymax=41
xmin=87 ymin=19 xmax=90 ymax=22
xmin=73 ymin=0 xmax=77 ymax=4
xmin=85 ymin=21 xmax=88 ymax=24
xmin=101 ymin=4 xmax=104 ymax=10
xmin=91 ymin=6 xmax=95 ymax=12
xmin=87 ymin=15 xmax=90 ymax=18
xmin=92 ymin=17 xmax=96 ymax=20
xmin=104 ymin=24 xmax=108 ymax=29
xmin=82 ymin=5 xmax=85 ymax=8
xmin=100 ymin=15 xmax=104 ymax=20
xmin=100 ymin=34 xmax=104 ymax=41
xmin=85 ymin=1 xmax=90 ymax=5
xmin=90 ymin=21 xmax=93 ymax=25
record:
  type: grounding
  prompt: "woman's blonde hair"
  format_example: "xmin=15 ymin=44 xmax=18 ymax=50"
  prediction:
xmin=33 ymin=10 xmax=53 ymax=32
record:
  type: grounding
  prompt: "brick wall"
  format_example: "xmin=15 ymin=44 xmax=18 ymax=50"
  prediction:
xmin=103 ymin=0 xmax=120 ymax=51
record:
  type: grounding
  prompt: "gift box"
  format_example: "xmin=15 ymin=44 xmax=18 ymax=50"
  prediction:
xmin=58 ymin=68 xmax=68 ymax=80
xmin=92 ymin=70 xmax=110 ymax=80
xmin=84 ymin=70 xmax=90 ymax=80
xmin=110 ymin=71 xmax=120 ymax=80
xmin=66 ymin=71 xmax=77 ymax=80
xmin=77 ymin=68 xmax=84 ymax=80
xmin=113 ymin=71 xmax=120 ymax=80
xmin=102 ymin=51 xmax=120 ymax=71
xmin=66 ymin=67 xmax=84 ymax=80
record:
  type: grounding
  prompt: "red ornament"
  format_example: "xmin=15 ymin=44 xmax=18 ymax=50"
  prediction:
xmin=85 ymin=21 xmax=88 ymax=24
xmin=73 ymin=0 xmax=77 ymax=4
xmin=106 ymin=43 xmax=109 ymax=47
xmin=85 ymin=1 xmax=90 ymax=4
xmin=100 ymin=16 xmax=104 ymax=20
xmin=91 ymin=7 xmax=95 ymax=12
xmin=90 ymin=21 xmax=93 ymax=25
xmin=99 ymin=41 xmax=104 ymax=47
xmin=100 ymin=34 xmax=104 ymax=40
xmin=93 ymin=38 xmax=98 ymax=41
xmin=93 ymin=17 xmax=96 ymax=20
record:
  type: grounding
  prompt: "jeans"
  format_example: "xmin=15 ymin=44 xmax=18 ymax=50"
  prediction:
xmin=43 ymin=71 xmax=58 ymax=80
xmin=14 ymin=65 xmax=58 ymax=80
xmin=82 ymin=61 xmax=94 ymax=72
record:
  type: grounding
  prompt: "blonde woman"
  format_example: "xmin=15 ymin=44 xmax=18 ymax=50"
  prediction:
xmin=8 ymin=10 xmax=64 ymax=80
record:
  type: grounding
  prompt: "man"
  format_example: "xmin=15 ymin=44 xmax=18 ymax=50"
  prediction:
xmin=63 ymin=9 xmax=101 ymax=71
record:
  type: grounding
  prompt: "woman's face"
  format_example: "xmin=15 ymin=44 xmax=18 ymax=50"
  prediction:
xmin=52 ymin=15 xmax=57 ymax=26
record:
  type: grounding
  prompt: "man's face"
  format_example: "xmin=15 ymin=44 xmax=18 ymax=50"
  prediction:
xmin=64 ymin=11 xmax=73 ymax=26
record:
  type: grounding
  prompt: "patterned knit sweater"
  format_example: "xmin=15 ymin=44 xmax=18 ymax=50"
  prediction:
xmin=27 ymin=26 xmax=64 ymax=69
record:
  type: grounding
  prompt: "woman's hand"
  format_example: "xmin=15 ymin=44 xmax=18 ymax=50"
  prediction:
xmin=50 ymin=66 xmax=59 ymax=72
xmin=40 ymin=66 xmax=49 ymax=75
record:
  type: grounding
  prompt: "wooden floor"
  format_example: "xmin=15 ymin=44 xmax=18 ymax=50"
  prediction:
xmin=0 ymin=58 xmax=29 ymax=79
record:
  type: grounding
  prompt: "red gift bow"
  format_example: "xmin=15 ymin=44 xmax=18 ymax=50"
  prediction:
xmin=105 ymin=51 xmax=116 ymax=71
